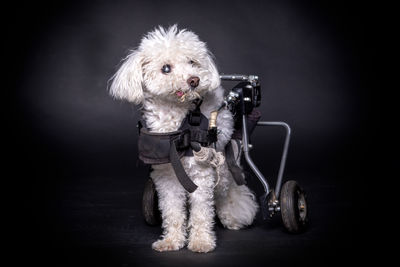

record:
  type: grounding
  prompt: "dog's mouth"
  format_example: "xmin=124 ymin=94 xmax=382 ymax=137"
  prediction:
xmin=175 ymin=90 xmax=185 ymax=97
xmin=174 ymin=89 xmax=201 ymax=102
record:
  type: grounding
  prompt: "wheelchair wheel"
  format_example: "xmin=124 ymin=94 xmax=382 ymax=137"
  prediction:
xmin=280 ymin=180 xmax=308 ymax=233
xmin=142 ymin=178 xmax=161 ymax=226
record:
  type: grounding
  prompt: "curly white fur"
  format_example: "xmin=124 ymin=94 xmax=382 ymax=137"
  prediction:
xmin=110 ymin=25 xmax=258 ymax=253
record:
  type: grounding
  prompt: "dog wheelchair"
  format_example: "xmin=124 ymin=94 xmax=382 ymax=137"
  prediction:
xmin=142 ymin=74 xmax=309 ymax=234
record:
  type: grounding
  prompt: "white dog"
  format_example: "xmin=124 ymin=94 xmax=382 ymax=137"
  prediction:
xmin=110 ymin=25 xmax=258 ymax=253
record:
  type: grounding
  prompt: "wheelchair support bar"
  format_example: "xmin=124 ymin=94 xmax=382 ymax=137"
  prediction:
xmin=242 ymin=115 xmax=271 ymax=194
xmin=221 ymin=74 xmax=253 ymax=81
xmin=220 ymin=74 xmax=260 ymax=86
xmin=256 ymin=121 xmax=291 ymax=199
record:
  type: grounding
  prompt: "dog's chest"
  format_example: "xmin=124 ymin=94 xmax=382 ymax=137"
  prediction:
xmin=142 ymin=102 xmax=189 ymax=133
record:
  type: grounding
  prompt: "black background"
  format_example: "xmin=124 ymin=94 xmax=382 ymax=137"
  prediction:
xmin=9 ymin=0 xmax=384 ymax=266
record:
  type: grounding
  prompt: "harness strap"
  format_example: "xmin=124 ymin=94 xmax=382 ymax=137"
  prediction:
xmin=225 ymin=140 xmax=246 ymax=185
xmin=169 ymin=139 xmax=198 ymax=193
xmin=190 ymin=129 xmax=209 ymax=145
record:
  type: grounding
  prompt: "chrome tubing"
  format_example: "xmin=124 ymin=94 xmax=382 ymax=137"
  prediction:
xmin=220 ymin=74 xmax=259 ymax=84
xmin=242 ymin=115 xmax=270 ymax=194
xmin=256 ymin=121 xmax=291 ymax=199
xmin=220 ymin=74 xmax=250 ymax=81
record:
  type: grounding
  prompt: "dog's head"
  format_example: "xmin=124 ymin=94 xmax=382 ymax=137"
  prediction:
xmin=109 ymin=25 xmax=220 ymax=104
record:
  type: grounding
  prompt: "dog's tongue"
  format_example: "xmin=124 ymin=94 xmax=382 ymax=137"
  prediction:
xmin=176 ymin=90 xmax=184 ymax=97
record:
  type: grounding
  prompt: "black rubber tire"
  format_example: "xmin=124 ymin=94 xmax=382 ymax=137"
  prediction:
xmin=280 ymin=180 xmax=309 ymax=233
xmin=142 ymin=178 xmax=161 ymax=226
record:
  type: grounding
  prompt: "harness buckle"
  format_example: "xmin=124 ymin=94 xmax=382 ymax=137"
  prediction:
xmin=175 ymin=130 xmax=191 ymax=150
xmin=189 ymin=110 xmax=201 ymax=126
xmin=188 ymin=99 xmax=203 ymax=126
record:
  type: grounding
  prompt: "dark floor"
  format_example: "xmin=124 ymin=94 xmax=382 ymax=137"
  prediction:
xmin=19 ymin=168 xmax=368 ymax=267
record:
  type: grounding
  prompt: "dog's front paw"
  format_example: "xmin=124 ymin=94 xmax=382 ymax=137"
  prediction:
xmin=152 ymin=238 xmax=185 ymax=252
xmin=187 ymin=233 xmax=216 ymax=253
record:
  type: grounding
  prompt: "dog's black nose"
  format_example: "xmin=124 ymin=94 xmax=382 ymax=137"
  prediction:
xmin=187 ymin=76 xmax=200 ymax=88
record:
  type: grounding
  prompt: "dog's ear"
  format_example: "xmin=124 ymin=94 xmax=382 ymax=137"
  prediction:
xmin=205 ymin=54 xmax=221 ymax=90
xmin=109 ymin=50 xmax=144 ymax=104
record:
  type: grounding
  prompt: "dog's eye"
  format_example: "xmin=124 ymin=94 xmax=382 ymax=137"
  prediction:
xmin=189 ymin=60 xmax=197 ymax=66
xmin=161 ymin=64 xmax=171 ymax=74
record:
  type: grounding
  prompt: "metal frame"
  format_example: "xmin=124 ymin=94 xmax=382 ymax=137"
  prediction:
xmin=241 ymin=116 xmax=292 ymax=216
xmin=221 ymin=74 xmax=292 ymax=217
xmin=255 ymin=121 xmax=291 ymax=199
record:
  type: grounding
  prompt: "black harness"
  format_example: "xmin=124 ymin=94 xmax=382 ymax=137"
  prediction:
xmin=137 ymin=101 xmax=245 ymax=193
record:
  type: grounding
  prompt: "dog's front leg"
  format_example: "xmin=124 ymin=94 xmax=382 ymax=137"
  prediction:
xmin=151 ymin=166 xmax=187 ymax=252
xmin=187 ymin=164 xmax=217 ymax=253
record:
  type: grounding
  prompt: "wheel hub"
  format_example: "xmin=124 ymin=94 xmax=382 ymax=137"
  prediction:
xmin=297 ymin=190 xmax=307 ymax=222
